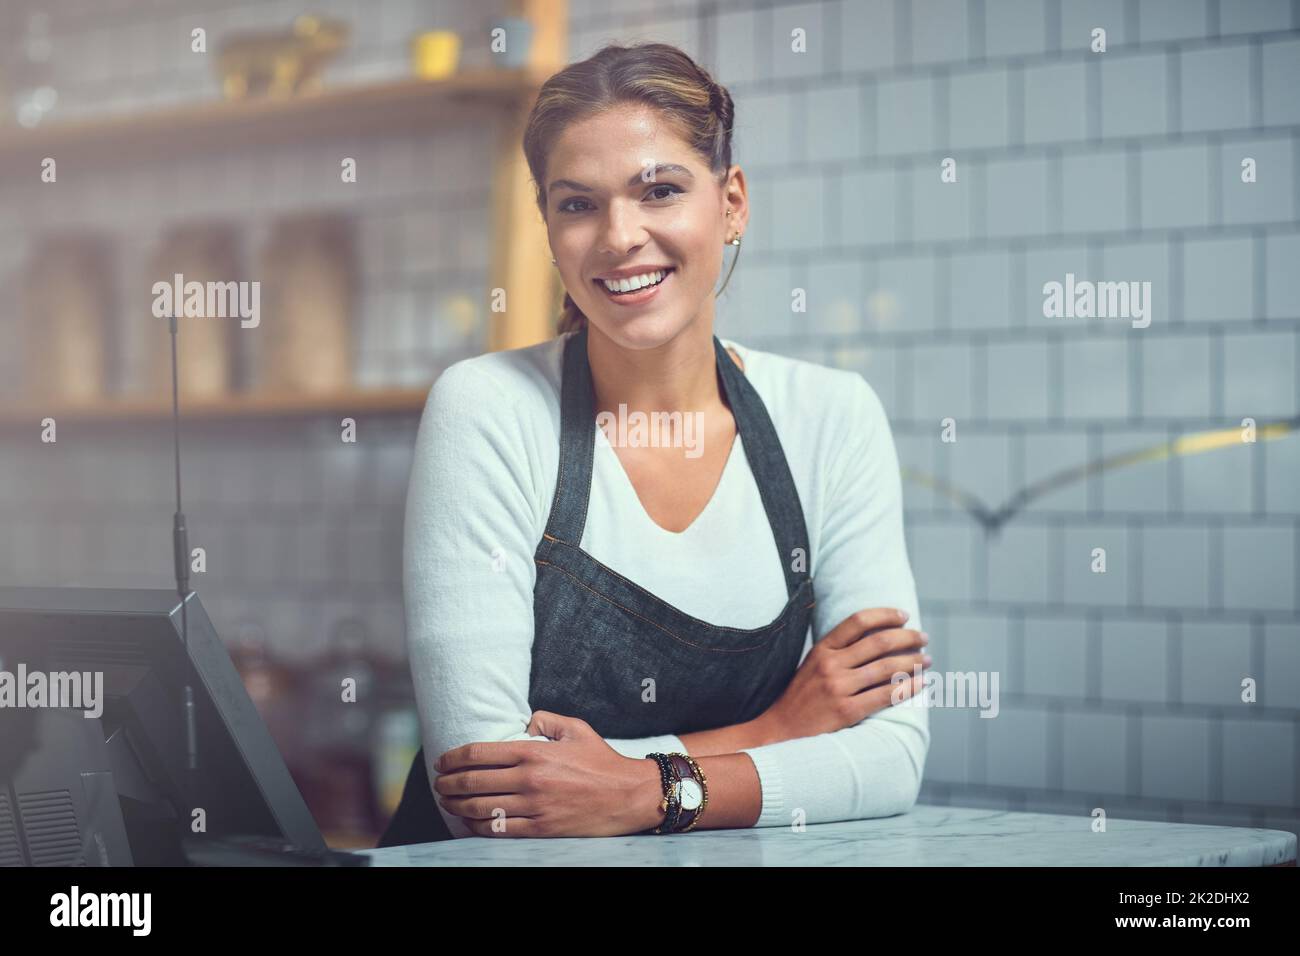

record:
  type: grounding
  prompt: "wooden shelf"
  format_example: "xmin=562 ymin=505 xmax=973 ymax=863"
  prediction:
xmin=0 ymin=387 xmax=431 ymax=426
xmin=1 ymin=0 xmax=570 ymax=411
xmin=0 ymin=66 xmax=550 ymax=166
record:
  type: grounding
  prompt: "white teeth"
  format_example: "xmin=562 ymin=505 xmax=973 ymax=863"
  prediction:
xmin=602 ymin=269 xmax=667 ymax=293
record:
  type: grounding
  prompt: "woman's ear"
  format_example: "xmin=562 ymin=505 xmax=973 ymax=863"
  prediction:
xmin=722 ymin=166 xmax=749 ymax=236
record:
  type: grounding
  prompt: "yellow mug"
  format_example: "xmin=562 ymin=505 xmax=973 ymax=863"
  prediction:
xmin=411 ymin=31 xmax=461 ymax=79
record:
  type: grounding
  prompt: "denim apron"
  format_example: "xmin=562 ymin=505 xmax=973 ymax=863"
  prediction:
xmin=378 ymin=329 xmax=815 ymax=846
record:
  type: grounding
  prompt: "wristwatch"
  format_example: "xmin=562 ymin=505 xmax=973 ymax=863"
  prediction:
xmin=645 ymin=752 xmax=708 ymax=833
xmin=666 ymin=754 xmax=707 ymax=832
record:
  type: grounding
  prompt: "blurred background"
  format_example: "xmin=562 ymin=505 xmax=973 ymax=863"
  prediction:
xmin=0 ymin=0 xmax=1296 ymax=850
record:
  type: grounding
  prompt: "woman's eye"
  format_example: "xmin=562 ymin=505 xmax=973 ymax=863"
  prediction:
xmin=647 ymin=184 xmax=682 ymax=201
xmin=557 ymin=185 xmax=681 ymax=213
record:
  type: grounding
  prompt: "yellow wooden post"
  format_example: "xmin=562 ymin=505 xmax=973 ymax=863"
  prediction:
xmin=488 ymin=0 xmax=567 ymax=352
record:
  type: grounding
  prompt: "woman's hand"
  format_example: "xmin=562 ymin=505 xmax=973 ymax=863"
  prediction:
xmin=753 ymin=607 xmax=930 ymax=744
xmin=433 ymin=711 xmax=664 ymax=837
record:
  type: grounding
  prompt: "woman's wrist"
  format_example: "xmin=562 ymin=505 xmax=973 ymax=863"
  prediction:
xmin=744 ymin=710 xmax=788 ymax=748
xmin=677 ymin=713 xmax=787 ymax=755
xmin=623 ymin=756 xmax=672 ymax=833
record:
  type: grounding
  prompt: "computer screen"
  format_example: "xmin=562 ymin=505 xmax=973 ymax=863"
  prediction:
xmin=0 ymin=587 xmax=325 ymax=865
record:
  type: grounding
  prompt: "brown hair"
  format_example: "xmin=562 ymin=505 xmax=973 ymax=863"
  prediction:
xmin=522 ymin=42 xmax=739 ymax=335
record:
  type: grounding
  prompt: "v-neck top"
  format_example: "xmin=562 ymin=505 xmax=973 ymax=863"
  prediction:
xmin=588 ymin=426 xmax=786 ymax=626
xmin=403 ymin=331 xmax=929 ymax=829
xmin=592 ymin=416 xmax=743 ymax=539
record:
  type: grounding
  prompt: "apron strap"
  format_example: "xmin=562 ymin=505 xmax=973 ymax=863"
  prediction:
xmin=542 ymin=328 xmax=813 ymax=599
xmin=541 ymin=328 xmax=598 ymax=546
xmin=712 ymin=335 xmax=812 ymax=598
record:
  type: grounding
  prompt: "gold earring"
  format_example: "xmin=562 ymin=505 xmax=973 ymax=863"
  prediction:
xmin=725 ymin=210 xmax=741 ymax=245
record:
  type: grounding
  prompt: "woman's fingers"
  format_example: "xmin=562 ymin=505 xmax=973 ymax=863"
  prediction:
xmin=851 ymin=671 xmax=928 ymax=721
xmin=464 ymin=815 xmax=547 ymax=837
xmin=819 ymin=607 xmax=910 ymax=649
xmin=848 ymin=650 xmax=932 ymax=694
xmin=438 ymin=791 xmax=535 ymax=821
xmin=433 ymin=765 xmax=530 ymax=799
xmin=883 ymin=671 xmax=928 ymax=707
xmin=841 ymin=625 xmax=928 ymax=669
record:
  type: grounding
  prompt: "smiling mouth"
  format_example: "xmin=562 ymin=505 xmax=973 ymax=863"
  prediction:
xmin=593 ymin=267 xmax=675 ymax=298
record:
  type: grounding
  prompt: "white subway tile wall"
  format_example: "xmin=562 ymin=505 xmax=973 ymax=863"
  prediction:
xmin=702 ymin=0 xmax=1295 ymax=840
xmin=0 ymin=0 xmax=1296 ymax=840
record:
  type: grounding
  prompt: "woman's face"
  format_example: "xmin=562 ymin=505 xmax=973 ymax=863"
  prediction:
xmin=544 ymin=103 xmax=747 ymax=351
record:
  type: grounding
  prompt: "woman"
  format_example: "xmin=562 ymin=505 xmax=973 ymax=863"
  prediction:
xmin=379 ymin=42 xmax=931 ymax=843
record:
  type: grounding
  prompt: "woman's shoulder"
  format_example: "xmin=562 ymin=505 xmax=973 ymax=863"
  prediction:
xmin=720 ymin=337 xmax=888 ymax=432
xmin=720 ymin=340 xmax=897 ymax=512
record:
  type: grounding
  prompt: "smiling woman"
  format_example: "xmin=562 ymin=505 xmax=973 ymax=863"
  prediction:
xmin=380 ymin=42 xmax=931 ymax=845
xmin=525 ymin=47 xmax=744 ymax=341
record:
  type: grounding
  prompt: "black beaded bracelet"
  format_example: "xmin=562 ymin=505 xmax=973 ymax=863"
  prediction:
xmin=645 ymin=753 xmax=682 ymax=834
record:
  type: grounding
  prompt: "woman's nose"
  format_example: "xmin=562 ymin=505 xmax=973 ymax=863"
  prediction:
xmin=598 ymin=201 xmax=648 ymax=255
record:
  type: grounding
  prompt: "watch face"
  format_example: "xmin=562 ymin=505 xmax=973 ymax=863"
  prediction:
xmin=677 ymin=778 xmax=703 ymax=811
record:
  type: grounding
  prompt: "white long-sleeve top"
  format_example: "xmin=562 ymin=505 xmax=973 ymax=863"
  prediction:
xmin=402 ymin=331 xmax=928 ymax=838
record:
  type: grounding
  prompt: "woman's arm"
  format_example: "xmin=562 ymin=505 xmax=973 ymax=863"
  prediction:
xmin=404 ymin=359 xmax=732 ymax=835
xmin=636 ymin=753 xmax=767 ymax=829
xmin=403 ymin=361 xmax=551 ymax=838
xmin=433 ymin=710 xmax=769 ymax=833
xmin=733 ymin=373 xmax=929 ymax=827
xmin=610 ymin=719 xmax=774 ymax=759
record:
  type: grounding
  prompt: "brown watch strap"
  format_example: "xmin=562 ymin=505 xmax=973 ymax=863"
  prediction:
xmin=668 ymin=754 xmax=701 ymax=830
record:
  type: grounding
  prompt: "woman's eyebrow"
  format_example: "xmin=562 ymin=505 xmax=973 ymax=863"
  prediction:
xmin=549 ymin=163 xmax=696 ymax=194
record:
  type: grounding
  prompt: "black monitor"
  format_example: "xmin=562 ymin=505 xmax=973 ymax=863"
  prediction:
xmin=0 ymin=587 xmax=325 ymax=865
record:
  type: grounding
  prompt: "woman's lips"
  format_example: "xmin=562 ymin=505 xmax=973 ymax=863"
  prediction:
xmin=592 ymin=268 xmax=674 ymax=306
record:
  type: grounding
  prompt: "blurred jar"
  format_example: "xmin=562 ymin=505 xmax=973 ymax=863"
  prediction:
xmin=255 ymin=214 xmax=354 ymax=394
xmin=144 ymin=224 xmax=240 ymax=401
xmin=21 ymin=234 xmax=113 ymax=404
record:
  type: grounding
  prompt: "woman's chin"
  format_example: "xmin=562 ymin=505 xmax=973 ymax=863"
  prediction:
xmin=588 ymin=312 xmax=689 ymax=350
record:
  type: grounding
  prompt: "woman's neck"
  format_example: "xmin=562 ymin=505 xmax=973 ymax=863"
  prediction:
xmin=586 ymin=318 xmax=727 ymax=415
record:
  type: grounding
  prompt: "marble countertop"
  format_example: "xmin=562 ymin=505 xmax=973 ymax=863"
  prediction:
xmin=360 ymin=805 xmax=1297 ymax=867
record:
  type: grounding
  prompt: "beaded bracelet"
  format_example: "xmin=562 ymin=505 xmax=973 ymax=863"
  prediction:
xmin=644 ymin=752 xmax=682 ymax=834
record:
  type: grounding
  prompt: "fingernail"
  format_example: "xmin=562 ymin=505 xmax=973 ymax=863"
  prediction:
xmin=920 ymin=632 xmax=929 ymax=644
xmin=897 ymin=609 xmax=909 ymax=620
xmin=922 ymin=653 xmax=932 ymax=665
